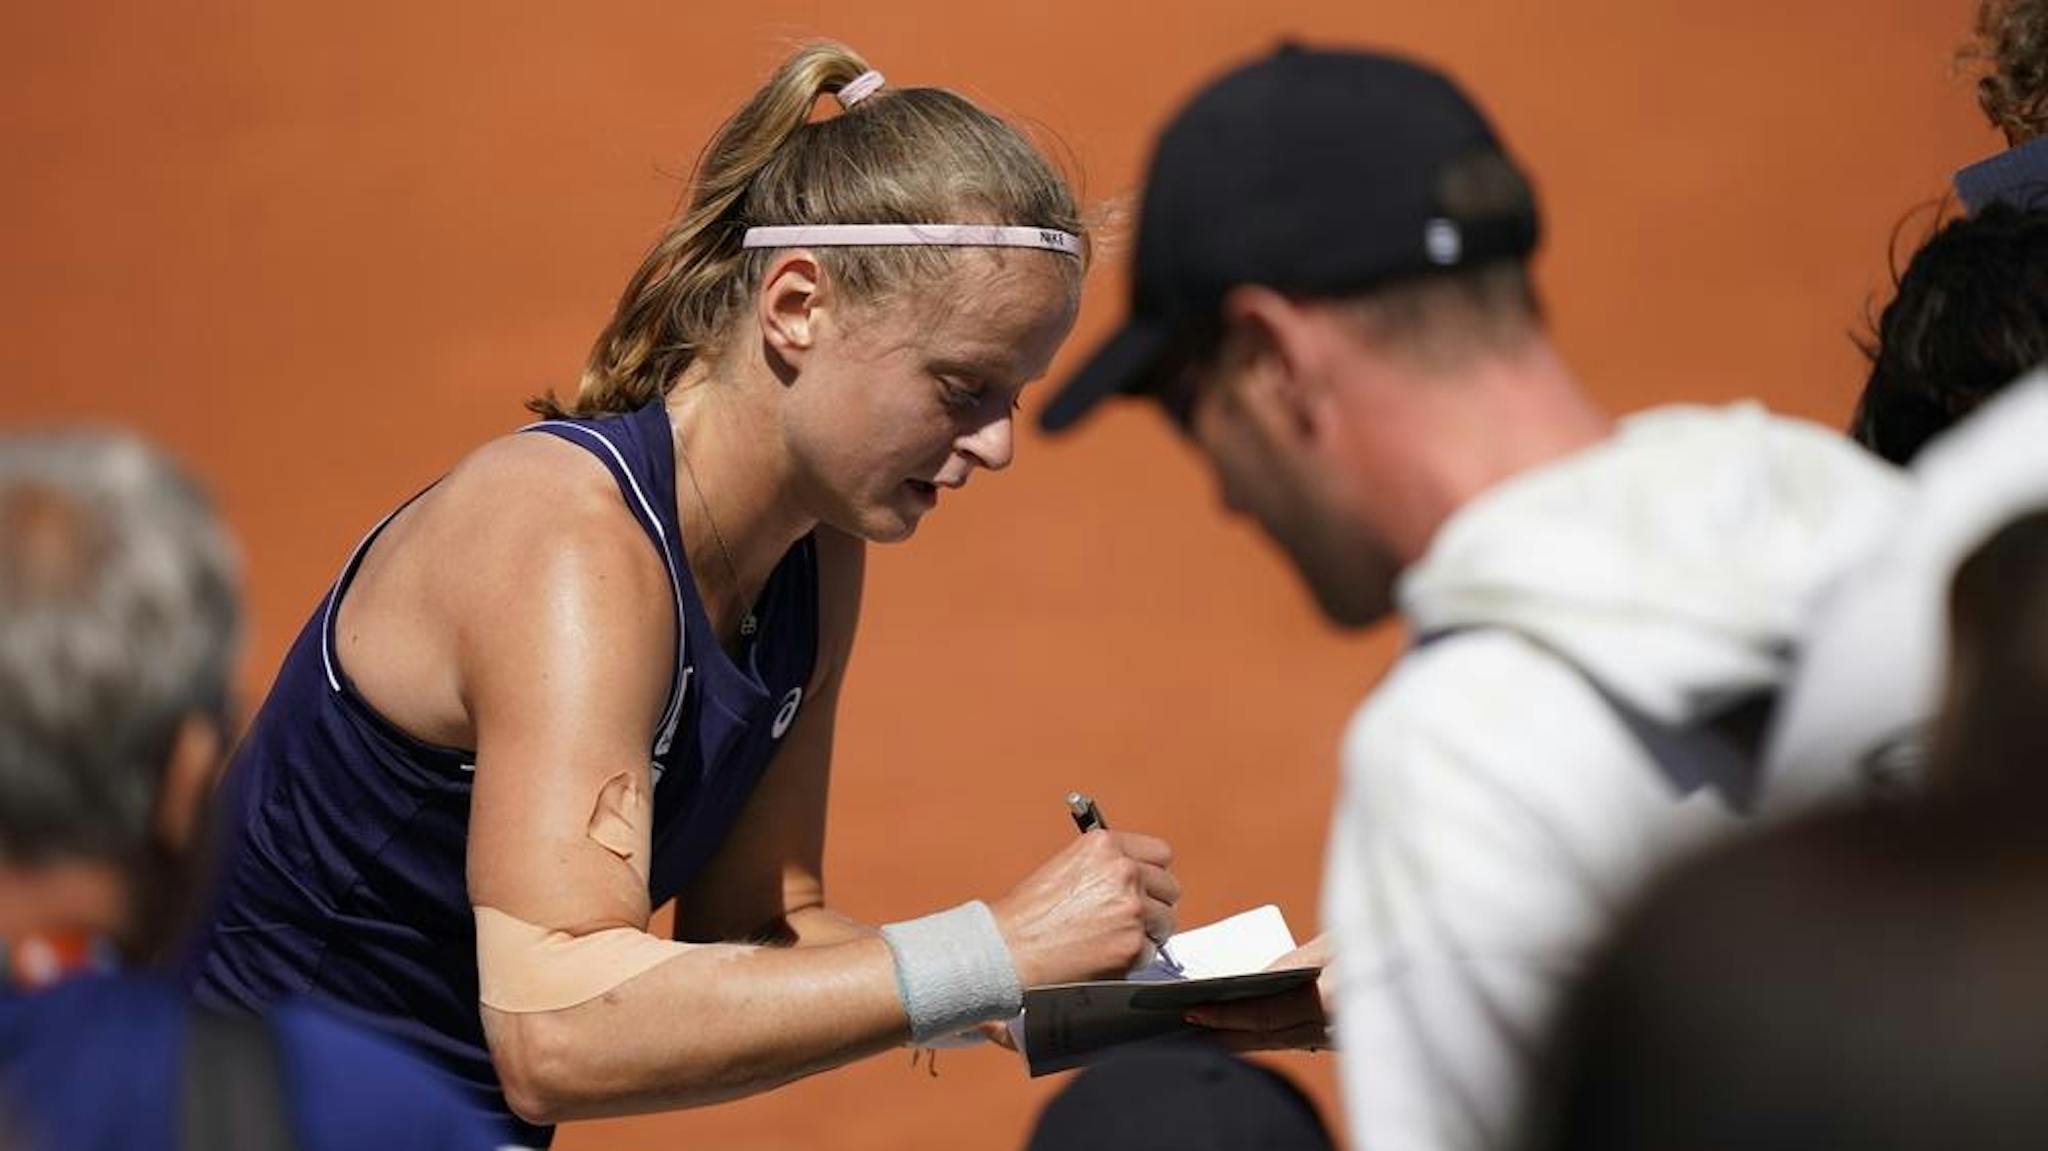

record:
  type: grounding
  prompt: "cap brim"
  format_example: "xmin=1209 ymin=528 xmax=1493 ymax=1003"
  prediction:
xmin=1037 ymin=321 xmax=1169 ymax=434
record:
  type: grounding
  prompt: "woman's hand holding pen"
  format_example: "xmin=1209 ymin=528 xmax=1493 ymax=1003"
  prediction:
xmin=990 ymin=827 xmax=1180 ymax=989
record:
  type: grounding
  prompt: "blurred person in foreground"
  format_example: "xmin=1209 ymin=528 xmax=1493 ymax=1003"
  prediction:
xmin=1040 ymin=43 xmax=1903 ymax=1151
xmin=1528 ymin=513 xmax=2048 ymax=1151
xmin=1760 ymin=203 xmax=2048 ymax=811
xmin=1763 ymin=4 xmax=2048 ymax=807
xmin=0 ymin=431 xmax=498 ymax=1150
xmin=1525 ymin=798 xmax=2048 ymax=1151
xmin=1927 ymin=506 xmax=2048 ymax=794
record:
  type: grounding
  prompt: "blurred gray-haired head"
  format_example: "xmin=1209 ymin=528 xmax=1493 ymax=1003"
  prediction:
xmin=0 ymin=431 xmax=241 ymax=865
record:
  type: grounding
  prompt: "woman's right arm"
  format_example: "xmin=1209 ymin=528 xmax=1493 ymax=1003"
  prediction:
xmin=457 ymin=497 xmax=1174 ymax=1126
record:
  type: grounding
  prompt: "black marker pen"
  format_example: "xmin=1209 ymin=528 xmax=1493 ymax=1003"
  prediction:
xmin=1066 ymin=791 xmax=1106 ymax=834
xmin=1066 ymin=791 xmax=1180 ymax=974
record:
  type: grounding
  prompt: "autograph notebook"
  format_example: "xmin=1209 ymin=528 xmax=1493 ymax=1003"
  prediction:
xmin=1018 ymin=906 xmax=1321 ymax=1076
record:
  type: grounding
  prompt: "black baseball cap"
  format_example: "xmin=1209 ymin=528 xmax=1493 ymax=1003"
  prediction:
xmin=1040 ymin=44 xmax=1541 ymax=432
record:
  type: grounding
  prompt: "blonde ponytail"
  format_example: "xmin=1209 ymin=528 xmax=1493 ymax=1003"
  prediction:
xmin=533 ymin=41 xmax=1087 ymax=419
xmin=533 ymin=44 xmax=872 ymax=417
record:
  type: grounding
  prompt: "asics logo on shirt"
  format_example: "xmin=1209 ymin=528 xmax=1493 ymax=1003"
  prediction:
xmin=772 ymin=687 xmax=804 ymax=740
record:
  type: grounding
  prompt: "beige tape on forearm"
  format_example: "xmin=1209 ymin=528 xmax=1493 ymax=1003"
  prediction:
xmin=474 ymin=905 xmax=700 ymax=1014
xmin=472 ymin=768 xmax=682 ymax=1013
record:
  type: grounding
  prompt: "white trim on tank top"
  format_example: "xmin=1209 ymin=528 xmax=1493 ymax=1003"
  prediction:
xmin=520 ymin=420 xmax=692 ymax=758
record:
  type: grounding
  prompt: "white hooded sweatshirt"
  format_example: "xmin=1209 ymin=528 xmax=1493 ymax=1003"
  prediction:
xmin=1762 ymin=369 xmax=2048 ymax=813
xmin=1321 ymin=403 xmax=1903 ymax=1151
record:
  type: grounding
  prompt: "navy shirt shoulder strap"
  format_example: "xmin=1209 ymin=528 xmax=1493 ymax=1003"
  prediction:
xmin=518 ymin=404 xmax=692 ymax=753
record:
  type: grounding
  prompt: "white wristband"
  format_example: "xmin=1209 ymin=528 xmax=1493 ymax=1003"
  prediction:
xmin=878 ymin=900 xmax=1023 ymax=1043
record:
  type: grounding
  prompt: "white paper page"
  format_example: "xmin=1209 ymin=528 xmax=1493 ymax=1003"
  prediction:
xmin=1156 ymin=904 xmax=1297 ymax=979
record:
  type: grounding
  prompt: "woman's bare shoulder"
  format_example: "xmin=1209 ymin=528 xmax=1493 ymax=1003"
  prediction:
xmin=411 ymin=430 xmax=674 ymax=636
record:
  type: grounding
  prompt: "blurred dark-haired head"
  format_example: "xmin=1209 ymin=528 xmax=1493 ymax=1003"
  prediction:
xmin=1849 ymin=202 xmax=2048 ymax=465
xmin=1935 ymin=506 xmax=2048 ymax=794
xmin=1526 ymin=800 xmax=2048 ymax=1151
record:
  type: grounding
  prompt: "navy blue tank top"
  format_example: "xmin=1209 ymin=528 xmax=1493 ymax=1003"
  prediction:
xmin=187 ymin=400 xmax=820 ymax=1146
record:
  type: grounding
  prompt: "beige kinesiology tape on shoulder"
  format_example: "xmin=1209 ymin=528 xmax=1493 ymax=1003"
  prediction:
xmin=584 ymin=770 xmax=651 ymax=882
xmin=475 ymin=769 xmax=704 ymax=1013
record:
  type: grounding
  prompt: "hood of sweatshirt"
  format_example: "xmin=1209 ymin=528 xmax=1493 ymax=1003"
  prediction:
xmin=1398 ymin=403 xmax=1906 ymax=726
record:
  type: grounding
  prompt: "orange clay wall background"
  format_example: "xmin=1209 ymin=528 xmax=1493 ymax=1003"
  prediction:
xmin=0 ymin=2 xmax=2000 ymax=1147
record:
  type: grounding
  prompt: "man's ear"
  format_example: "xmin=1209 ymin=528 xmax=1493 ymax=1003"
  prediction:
xmin=1218 ymin=285 xmax=1334 ymax=446
xmin=154 ymin=713 xmax=223 ymax=858
xmin=757 ymin=252 xmax=826 ymax=373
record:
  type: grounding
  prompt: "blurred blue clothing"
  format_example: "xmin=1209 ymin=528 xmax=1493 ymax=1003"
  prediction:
xmin=0 ymin=972 xmax=505 ymax=1151
xmin=1954 ymin=136 xmax=2048 ymax=213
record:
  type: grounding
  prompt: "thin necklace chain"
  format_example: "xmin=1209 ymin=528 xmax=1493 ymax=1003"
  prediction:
xmin=676 ymin=440 xmax=758 ymax=638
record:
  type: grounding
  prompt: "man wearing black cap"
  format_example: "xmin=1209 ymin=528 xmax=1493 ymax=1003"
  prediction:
xmin=1043 ymin=46 xmax=1903 ymax=1150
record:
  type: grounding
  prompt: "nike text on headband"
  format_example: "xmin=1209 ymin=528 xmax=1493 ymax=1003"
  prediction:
xmin=740 ymin=224 xmax=1082 ymax=258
